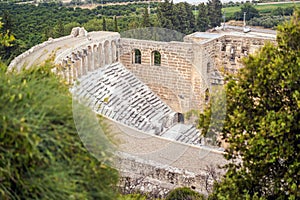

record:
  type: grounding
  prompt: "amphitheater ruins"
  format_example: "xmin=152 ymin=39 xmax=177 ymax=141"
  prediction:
xmin=8 ymin=27 xmax=276 ymax=197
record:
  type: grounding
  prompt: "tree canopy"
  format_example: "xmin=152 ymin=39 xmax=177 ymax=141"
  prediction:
xmin=0 ymin=63 xmax=119 ymax=199
xmin=234 ymin=3 xmax=260 ymax=21
xmin=210 ymin=10 xmax=300 ymax=200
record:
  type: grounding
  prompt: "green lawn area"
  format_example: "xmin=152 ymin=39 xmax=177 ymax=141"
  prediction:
xmin=223 ymin=2 xmax=300 ymax=19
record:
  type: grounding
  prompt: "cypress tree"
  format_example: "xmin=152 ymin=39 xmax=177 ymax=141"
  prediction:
xmin=197 ymin=3 xmax=210 ymax=31
xmin=207 ymin=0 xmax=222 ymax=28
xmin=102 ymin=17 xmax=107 ymax=31
xmin=113 ymin=16 xmax=119 ymax=32
xmin=141 ymin=5 xmax=151 ymax=27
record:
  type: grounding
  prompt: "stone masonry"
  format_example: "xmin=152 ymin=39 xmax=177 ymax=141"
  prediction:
xmin=8 ymin=27 xmax=276 ymax=197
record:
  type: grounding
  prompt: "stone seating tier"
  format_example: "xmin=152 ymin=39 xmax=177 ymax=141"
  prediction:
xmin=72 ymin=62 xmax=201 ymax=145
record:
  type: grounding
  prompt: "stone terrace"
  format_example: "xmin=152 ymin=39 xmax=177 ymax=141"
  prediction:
xmin=72 ymin=62 xmax=201 ymax=145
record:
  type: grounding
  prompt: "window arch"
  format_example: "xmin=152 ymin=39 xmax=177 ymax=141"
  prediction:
xmin=152 ymin=50 xmax=161 ymax=66
xmin=132 ymin=49 xmax=141 ymax=64
xmin=104 ymin=40 xmax=110 ymax=65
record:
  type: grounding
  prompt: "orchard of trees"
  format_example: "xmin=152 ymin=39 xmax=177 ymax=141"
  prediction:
xmin=0 ymin=0 xmax=223 ymax=63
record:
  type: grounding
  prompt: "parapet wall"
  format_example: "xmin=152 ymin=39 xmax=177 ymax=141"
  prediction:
xmin=8 ymin=28 xmax=120 ymax=85
xmin=116 ymin=152 xmax=224 ymax=198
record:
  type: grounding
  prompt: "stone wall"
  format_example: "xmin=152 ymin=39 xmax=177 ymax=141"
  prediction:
xmin=56 ymin=36 xmax=120 ymax=84
xmin=120 ymin=38 xmax=206 ymax=113
xmin=185 ymin=32 xmax=276 ymax=87
xmin=116 ymin=152 xmax=224 ymax=198
xmin=213 ymin=35 xmax=276 ymax=74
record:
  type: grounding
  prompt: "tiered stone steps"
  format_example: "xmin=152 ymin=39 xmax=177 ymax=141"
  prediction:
xmin=72 ymin=62 xmax=201 ymax=145
xmin=73 ymin=62 xmax=175 ymax=135
xmin=160 ymin=124 xmax=200 ymax=145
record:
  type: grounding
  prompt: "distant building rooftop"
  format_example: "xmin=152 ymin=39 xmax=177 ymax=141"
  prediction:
xmin=185 ymin=27 xmax=276 ymax=43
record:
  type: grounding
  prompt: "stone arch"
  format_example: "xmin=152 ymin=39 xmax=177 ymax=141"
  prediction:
xmin=82 ymin=49 xmax=88 ymax=75
xmin=74 ymin=55 xmax=82 ymax=78
xmin=151 ymin=50 xmax=161 ymax=66
xmin=98 ymin=43 xmax=103 ymax=68
xmin=65 ymin=56 xmax=73 ymax=84
xmin=76 ymin=51 xmax=83 ymax=77
xmin=132 ymin=49 xmax=141 ymax=64
xmin=175 ymin=113 xmax=184 ymax=123
xmin=87 ymin=46 xmax=93 ymax=71
xmin=61 ymin=59 xmax=68 ymax=80
xmin=93 ymin=44 xmax=98 ymax=69
xmin=104 ymin=40 xmax=110 ymax=65
xmin=71 ymin=60 xmax=77 ymax=83
xmin=111 ymin=40 xmax=117 ymax=63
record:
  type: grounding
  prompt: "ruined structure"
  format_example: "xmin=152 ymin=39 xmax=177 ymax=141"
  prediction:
xmin=8 ymin=27 xmax=276 ymax=197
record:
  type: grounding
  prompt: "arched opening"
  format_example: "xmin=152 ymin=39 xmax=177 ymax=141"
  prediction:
xmin=132 ymin=49 xmax=141 ymax=64
xmin=111 ymin=40 xmax=117 ymax=63
xmin=93 ymin=45 xmax=98 ymax=69
xmin=87 ymin=46 xmax=93 ymax=71
xmin=104 ymin=40 xmax=110 ymax=65
xmin=207 ymin=62 xmax=211 ymax=74
xmin=177 ymin=113 xmax=184 ymax=123
xmin=205 ymin=88 xmax=210 ymax=102
xmin=98 ymin=43 xmax=103 ymax=68
xmin=151 ymin=50 xmax=161 ymax=66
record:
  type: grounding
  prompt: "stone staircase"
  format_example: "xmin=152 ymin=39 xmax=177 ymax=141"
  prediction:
xmin=72 ymin=62 xmax=200 ymax=144
xmin=160 ymin=124 xmax=200 ymax=145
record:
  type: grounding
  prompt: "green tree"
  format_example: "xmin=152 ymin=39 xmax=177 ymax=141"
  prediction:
xmin=157 ymin=0 xmax=174 ymax=29
xmin=64 ymin=21 xmax=81 ymax=34
xmin=210 ymin=10 xmax=300 ymax=199
xmin=0 ymin=18 xmax=15 ymax=62
xmin=114 ymin=15 xmax=119 ymax=32
xmin=1 ymin=11 xmax=14 ymax=34
xmin=166 ymin=187 xmax=205 ymax=200
xmin=0 ymin=63 xmax=119 ymax=199
xmin=207 ymin=0 xmax=222 ymax=28
xmin=103 ymin=17 xmax=107 ymax=31
xmin=141 ymin=5 xmax=151 ymax=27
xmin=53 ymin=20 xmax=65 ymax=38
xmin=197 ymin=3 xmax=210 ymax=32
xmin=83 ymin=18 xmax=103 ymax=32
xmin=0 ymin=20 xmax=14 ymax=47
xmin=198 ymin=86 xmax=226 ymax=146
xmin=234 ymin=3 xmax=260 ymax=21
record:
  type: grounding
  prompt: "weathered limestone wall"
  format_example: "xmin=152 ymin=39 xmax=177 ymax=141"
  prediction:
xmin=185 ymin=33 xmax=276 ymax=87
xmin=56 ymin=36 xmax=120 ymax=84
xmin=116 ymin=152 xmax=224 ymax=198
xmin=120 ymin=38 xmax=205 ymax=113
xmin=213 ymin=35 xmax=275 ymax=73
xmin=8 ymin=28 xmax=120 ymax=86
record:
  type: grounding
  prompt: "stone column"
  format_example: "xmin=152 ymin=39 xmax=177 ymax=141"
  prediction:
xmin=87 ymin=46 xmax=93 ymax=72
xmin=82 ymin=49 xmax=88 ymax=76
xmin=93 ymin=45 xmax=98 ymax=70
